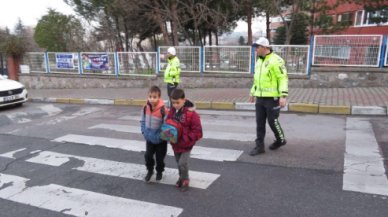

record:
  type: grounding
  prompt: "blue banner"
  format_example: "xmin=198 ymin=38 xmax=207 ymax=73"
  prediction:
xmin=82 ymin=53 xmax=109 ymax=70
xmin=56 ymin=53 xmax=74 ymax=69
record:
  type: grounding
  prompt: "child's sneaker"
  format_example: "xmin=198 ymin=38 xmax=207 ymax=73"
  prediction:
xmin=180 ymin=179 xmax=189 ymax=192
xmin=156 ymin=172 xmax=163 ymax=181
xmin=144 ymin=171 xmax=153 ymax=183
xmin=175 ymin=179 xmax=182 ymax=188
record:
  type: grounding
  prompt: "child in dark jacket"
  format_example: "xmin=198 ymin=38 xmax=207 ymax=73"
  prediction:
xmin=140 ymin=86 xmax=168 ymax=182
xmin=167 ymin=88 xmax=202 ymax=192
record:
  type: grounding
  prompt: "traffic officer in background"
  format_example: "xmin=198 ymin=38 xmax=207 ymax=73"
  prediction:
xmin=249 ymin=37 xmax=288 ymax=156
xmin=164 ymin=47 xmax=181 ymax=106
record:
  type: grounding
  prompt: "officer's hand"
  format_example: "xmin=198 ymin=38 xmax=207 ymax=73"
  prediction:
xmin=280 ymin=97 xmax=287 ymax=108
xmin=249 ymin=96 xmax=255 ymax=103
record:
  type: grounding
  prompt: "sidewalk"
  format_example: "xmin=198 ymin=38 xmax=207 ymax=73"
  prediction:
xmin=28 ymin=87 xmax=388 ymax=116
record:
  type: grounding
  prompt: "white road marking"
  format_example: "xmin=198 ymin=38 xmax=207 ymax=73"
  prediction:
xmin=53 ymin=134 xmax=243 ymax=162
xmin=5 ymin=112 xmax=31 ymax=123
xmin=0 ymin=148 xmax=26 ymax=159
xmin=118 ymin=116 xmax=255 ymax=128
xmin=36 ymin=107 xmax=101 ymax=126
xmin=0 ymin=173 xmax=183 ymax=217
xmin=198 ymin=110 xmax=255 ymax=117
xmin=343 ymin=118 xmax=388 ymax=196
xmin=90 ymin=123 xmax=255 ymax=142
xmin=38 ymin=104 xmax=63 ymax=116
xmin=8 ymin=150 xmax=218 ymax=189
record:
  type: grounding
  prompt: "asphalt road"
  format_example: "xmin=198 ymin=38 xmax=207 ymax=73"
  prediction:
xmin=0 ymin=102 xmax=387 ymax=217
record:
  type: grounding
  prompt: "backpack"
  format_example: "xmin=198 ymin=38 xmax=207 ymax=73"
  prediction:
xmin=160 ymin=118 xmax=182 ymax=144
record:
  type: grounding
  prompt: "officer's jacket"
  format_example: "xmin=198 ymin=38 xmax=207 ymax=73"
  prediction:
xmin=164 ymin=56 xmax=181 ymax=84
xmin=250 ymin=52 xmax=288 ymax=97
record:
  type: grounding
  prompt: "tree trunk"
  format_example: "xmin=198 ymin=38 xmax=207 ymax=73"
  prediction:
xmin=152 ymin=1 xmax=171 ymax=45
xmin=170 ymin=1 xmax=179 ymax=46
xmin=114 ymin=16 xmax=124 ymax=51
xmin=198 ymin=28 xmax=203 ymax=46
xmin=309 ymin=0 xmax=316 ymax=37
xmin=215 ymin=28 xmax=219 ymax=45
xmin=209 ymin=30 xmax=212 ymax=46
xmin=153 ymin=34 xmax=157 ymax=51
xmin=247 ymin=9 xmax=253 ymax=45
xmin=266 ymin=12 xmax=271 ymax=40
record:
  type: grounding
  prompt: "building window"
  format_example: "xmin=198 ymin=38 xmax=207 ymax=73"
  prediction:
xmin=355 ymin=10 xmax=363 ymax=26
xmin=354 ymin=8 xmax=388 ymax=26
xmin=337 ymin=12 xmax=353 ymax=25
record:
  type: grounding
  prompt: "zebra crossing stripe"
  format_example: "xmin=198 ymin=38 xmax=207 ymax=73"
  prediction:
xmin=90 ymin=123 xmax=255 ymax=142
xmin=119 ymin=116 xmax=255 ymax=128
xmin=0 ymin=173 xmax=183 ymax=217
xmin=0 ymin=148 xmax=26 ymax=159
xmin=343 ymin=118 xmax=388 ymax=196
xmin=0 ymin=150 xmax=219 ymax=189
xmin=53 ymin=134 xmax=243 ymax=162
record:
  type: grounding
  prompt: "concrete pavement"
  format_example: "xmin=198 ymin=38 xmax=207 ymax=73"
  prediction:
xmin=28 ymin=87 xmax=388 ymax=116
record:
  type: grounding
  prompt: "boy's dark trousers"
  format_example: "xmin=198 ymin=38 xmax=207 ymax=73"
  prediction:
xmin=167 ymin=83 xmax=178 ymax=107
xmin=167 ymin=82 xmax=179 ymax=97
xmin=255 ymin=97 xmax=285 ymax=148
xmin=145 ymin=140 xmax=168 ymax=173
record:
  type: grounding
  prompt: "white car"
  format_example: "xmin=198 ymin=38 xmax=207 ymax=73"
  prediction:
xmin=0 ymin=75 xmax=28 ymax=107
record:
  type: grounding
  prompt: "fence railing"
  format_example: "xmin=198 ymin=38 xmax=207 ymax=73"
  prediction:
xmin=204 ymin=46 xmax=251 ymax=74
xmin=158 ymin=46 xmax=200 ymax=73
xmin=117 ymin=52 xmax=157 ymax=75
xmin=20 ymin=34 xmax=388 ymax=77
xmin=79 ymin=52 xmax=116 ymax=75
xmin=47 ymin=52 xmax=79 ymax=74
xmin=23 ymin=52 xmax=46 ymax=73
xmin=385 ymin=41 xmax=388 ymax=67
xmin=272 ymin=45 xmax=309 ymax=74
xmin=312 ymin=35 xmax=383 ymax=67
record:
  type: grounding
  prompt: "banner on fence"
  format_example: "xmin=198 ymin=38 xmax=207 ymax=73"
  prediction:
xmin=82 ymin=53 xmax=109 ymax=70
xmin=56 ymin=53 xmax=74 ymax=69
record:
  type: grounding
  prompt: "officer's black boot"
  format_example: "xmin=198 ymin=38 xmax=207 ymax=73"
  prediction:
xmin=269 ymin=140 xmax=287 ymax=150
xmin=249 ymin=144 xmax=265 ymax=156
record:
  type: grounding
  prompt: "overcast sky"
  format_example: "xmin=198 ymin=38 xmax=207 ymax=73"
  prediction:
xmin=0 ymin=0 xmax=264 ymax=34
xmin=0 ymin=0 xmax=75 ymax=30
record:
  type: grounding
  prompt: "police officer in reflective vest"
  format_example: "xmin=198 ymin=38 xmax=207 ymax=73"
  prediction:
xmin=164 ymin=47 xmax=181 ymax=106
xmin=249 ymin=37 xmax=288 ymax=156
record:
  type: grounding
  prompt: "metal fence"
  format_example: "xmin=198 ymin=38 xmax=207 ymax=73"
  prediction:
xmin=47 ymin=52 xmax=80 ymax=74
xmin=117 ymin=52 xmax=157 ymax=75
xmin=204 ymin=46 xmax=251 ymax=73
xmin=22 ymin=52 xmax=46 ymax=73
xmin=159 ymin=46 xmax=200 ymax=73
xmin=313 ymin=35 xmax=383 ymax=67
xmin=272 ymin=45 xmax=309 ymax=74
xmin=80 ymin=52 xmax=116 ymax=75
xmin=385 ymin=42 xmax=388 ymax=67
xmin=18 ymin=35 xmax=388 ymax=77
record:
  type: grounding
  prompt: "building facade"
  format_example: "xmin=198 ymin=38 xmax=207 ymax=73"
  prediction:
xmin=315 ymin=0 xmax=388 ymax=34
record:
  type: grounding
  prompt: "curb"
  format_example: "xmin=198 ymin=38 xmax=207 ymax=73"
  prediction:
xmin=29 ymin=97 xmax=388 ymax=116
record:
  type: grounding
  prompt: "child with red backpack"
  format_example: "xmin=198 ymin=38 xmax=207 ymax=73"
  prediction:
xmin=164 ymin=88 xmax=203 ymax=192
xmin=140 ymin=86 xmax=168 ymax=183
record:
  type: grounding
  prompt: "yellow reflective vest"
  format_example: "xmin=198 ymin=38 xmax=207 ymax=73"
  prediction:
xmin=164 ymin=56 xmax=181 ymax=84
xmin=250 ymin=52 xmax=288 ymax=97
